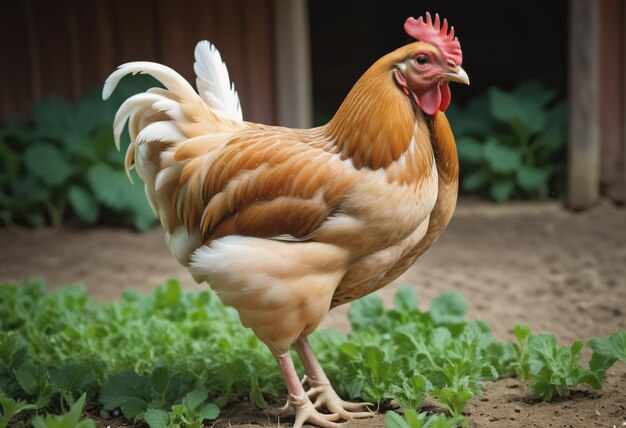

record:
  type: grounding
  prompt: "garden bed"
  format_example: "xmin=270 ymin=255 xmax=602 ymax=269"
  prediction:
xmin=1 ymin=200 xmax=625 ymax=427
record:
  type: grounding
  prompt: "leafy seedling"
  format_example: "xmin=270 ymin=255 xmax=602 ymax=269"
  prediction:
xmin=30 ymin=393 xmax=95 ymax=428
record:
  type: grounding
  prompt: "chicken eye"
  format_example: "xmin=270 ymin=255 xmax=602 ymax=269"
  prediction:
xmin=415 ymin=55 xmax=429 ymax=66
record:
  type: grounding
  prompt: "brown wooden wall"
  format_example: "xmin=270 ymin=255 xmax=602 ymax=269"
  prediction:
xmin=0 ymin=0 xmax=276 ymax=125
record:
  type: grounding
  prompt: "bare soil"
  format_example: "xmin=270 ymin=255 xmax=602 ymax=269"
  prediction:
xmin=1 ymin=200 xmax=625 ymax=428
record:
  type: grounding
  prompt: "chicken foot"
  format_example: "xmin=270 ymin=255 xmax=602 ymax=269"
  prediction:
xmin=294 ymin=336 xmax=374 ymax=421
xmin=276 ymin=352 xmax=343 ymax=428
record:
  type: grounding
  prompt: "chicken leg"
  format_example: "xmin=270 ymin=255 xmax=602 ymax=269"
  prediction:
xmin=276 ymin=351 xmax=343 ymax=428
xmin=293 ymin=336 xmax=374 ymax=421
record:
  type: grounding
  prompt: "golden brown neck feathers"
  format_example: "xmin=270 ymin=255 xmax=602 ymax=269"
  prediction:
xmin=325 ymin=45 xmax=420 ymax=170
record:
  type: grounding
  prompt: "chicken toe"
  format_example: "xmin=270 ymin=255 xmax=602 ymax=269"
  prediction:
xmin=294 ymin=336 xmax=374 ymax=420
xmin=288 ymin=393 xmax=344 ymax=428
xmin=306 ymin=379 xmax=374 ymax=420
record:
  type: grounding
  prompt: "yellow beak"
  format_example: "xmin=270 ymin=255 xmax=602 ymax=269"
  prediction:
xmin=444 ymin=67 xmax=470 ymax=85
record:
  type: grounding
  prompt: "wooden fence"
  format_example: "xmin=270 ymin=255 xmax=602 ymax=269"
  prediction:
xmin=0 ymin=0 xmax=276 ymax=125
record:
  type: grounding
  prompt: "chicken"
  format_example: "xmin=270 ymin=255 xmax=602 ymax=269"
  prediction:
xmin=103 ymin=12 xmax=468 ymax=428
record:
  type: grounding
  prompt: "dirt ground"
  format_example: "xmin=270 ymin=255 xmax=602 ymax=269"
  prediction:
xmin=1 ymin=200 xmax=625 ymax=428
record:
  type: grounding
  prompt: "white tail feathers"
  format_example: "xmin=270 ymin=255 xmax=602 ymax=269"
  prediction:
xmin=102 ymin=41 xmax=244 ymax=179
xmin=102 ymin=42 xmax=243 ymax=145
xmin=194 ymin=41 xmax=243 ymax=122
xmin=103 ymin=61 xmax=198 ymax=102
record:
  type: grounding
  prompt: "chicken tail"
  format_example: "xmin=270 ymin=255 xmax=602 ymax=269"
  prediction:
xmin=194 ymin=41 xmax=243 ymax=122
xmin=102 ymin=42 xmax=243 ymax=264
xmin=102 ymin=42 xmax=242 ymax=179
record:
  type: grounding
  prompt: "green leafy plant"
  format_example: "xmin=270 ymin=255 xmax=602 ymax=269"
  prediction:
xmin=143 ymin=386 xmax=219 ymax=428
xmin=385 ymin=409 xmax=466 ymax=428
xmin=0 ymin=76 xmax=159 ymax=230
xmin=528 ymin=334 xmax=608 ymax=401
xmin=31 ymin=393 xmax=95 ymax=428
xmin=0 ymin=395 xmax=36 ymax=428
xmin=447 ymin=80 xmax=567 ymax=201
xmin=0 ymin=279 xmax=623 ymax=428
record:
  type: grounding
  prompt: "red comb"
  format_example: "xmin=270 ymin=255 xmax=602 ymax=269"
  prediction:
xmin=404 ymin=12 xmax=462 ymax=66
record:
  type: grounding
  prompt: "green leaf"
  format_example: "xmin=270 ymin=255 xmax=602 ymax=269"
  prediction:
xmin=68 ymin=186 xmax=99 ymax=224
xmin=86 ymin=164 xmax=155 ymax=230
xmin=514 ymin=325 xmax=531 ymax=343
xmin=74 ymin=88 xmax=113 ymax=137
xmin=15 ymin=363 xmax=54 ymax=408
xmin=385 ymin=410 xmax=410 ymax=428
xmin=404 ymin=410 xmax=425 ymax=428
xmin=62 ymin=135 xmax=96 ymax=160
xmin=528 ymin=334 xmax=557 ymax=375
xmin=423 ymin=413 xmax=467 ymax=428
xmin=430 ymin=327 xmax=452 ymax=353
xmin=50 ymin=363 xmax=94 ymax=392
xmin=24 ymin=143 xmax=74 ymax=186
xmin=182 ymin=385 xmax=208 ymax=411
xmin=482 ymin=138 xmax=522 ymax=174
xmin=430 ymin=292 xmax=467 ymax=325
xmin=462 ymin=171 xmax=488 ymax=191
xmin=13 ymin=176 xmax=48 ymax=204
xmin=151 ymin=367 xmax=170 ymax=397
xmin=249 ymin=372 xmax=267 ymax=409
xmin=534 ymin=128 xmax=566 ymax=155
xmin=490 ymin=180 xmax=515 ymax=202
xmin=446 ymin=97 xmax=495 ymax=137
xmin=348 ymin=294 xmax=384 ymax=331
xmin=390 ymin=374 xmax=432 ymax=412
xmin=456 ymin=137 xmax=483 ymax=164
xmin=432 ymin=385 xmax=473 ymax=417
xmin=394 ymin=286 xmax=418 ymax=313
xmin=32 ymin=97 xmax=75 ymax=141
xmin=512 ymin=324 xmax=532 ymax=379
xmin=144 ymin=409 xmax=169 ymax=428
xmin=90 ymin=128 xmax=117 ymax=162
xmin=0 ymin=332 xmax=28 ymax=370
xmin=154 ymin=280 xmax=182 ymax=308
xmin=86 ymin=163 xmax=132 ymax=210
xmin=99 ymin=370 xmax=149 ymax=411
xmin=121 ymin=397 xmax=147 ymax=420
xmin=0 ymin=140 xmax=20 ymax=187
xmin=196 ymin=402 xmax=219 ymax=420
xmin=489 ymin=87 xmax=547 ymax=135
xmin=512 ymin=80 xmax=557 ymax=107
xmin=31 ymin=394 xmax=95 ymax=428
xmin=0 ymin=396 xmax=36 ymax=428
xmin=516 ymin=166 xmax=549 ymax=192
xmin=589 ymin=332 xmax=626 ymax=364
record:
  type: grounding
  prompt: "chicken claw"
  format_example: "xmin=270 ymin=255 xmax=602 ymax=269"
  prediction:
xmin=287 ymin=394 xmax=344 ymax=428
xmin=276 ymin=376 xmax=321 ymax=416
xmin=304 ymin=378 xmax=374 ymax=421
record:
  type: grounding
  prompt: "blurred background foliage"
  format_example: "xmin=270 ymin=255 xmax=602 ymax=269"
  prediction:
xmin=447 ymin=80 xmax=567 ymax=201
xmin=0 ymin=77 xmax=566 ymax=230
xmin=0 ymin=76 xmax=160 ymax=231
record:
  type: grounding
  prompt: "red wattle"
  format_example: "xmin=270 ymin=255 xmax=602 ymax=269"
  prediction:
xmin=417 ymin=86 xmax=441 ymax=116
xmin=439 ymin=82 xmax=451 ymax=112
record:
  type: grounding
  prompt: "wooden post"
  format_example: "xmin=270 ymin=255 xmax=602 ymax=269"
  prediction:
xmin=598 ymin=0 xmax=626 ymax=203
xmin=273 ymin=0 xmax=313 ymax=128
xmin=567 ymin=0 xmax=601 ymax=209
xmin=621 ymin=3 xmax=626 ymax=204
xmin=614 ymin=3 xmax=626 ymax=204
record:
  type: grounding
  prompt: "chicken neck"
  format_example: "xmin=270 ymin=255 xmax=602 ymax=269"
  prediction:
xmin=324 ymin=58 xmax=419 ymax=171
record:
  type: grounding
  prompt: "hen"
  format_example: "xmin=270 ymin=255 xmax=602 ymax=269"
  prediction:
xmin=103 ymin=12 xmax=468 ymax=427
